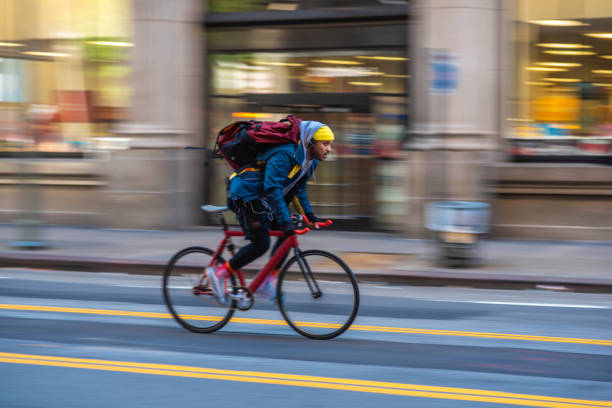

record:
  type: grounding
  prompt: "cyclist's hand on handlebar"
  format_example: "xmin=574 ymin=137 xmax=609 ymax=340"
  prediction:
xmin=305 ymin=212 xmax=331 ymax=229
xmin=281 ymin=221 xmax=296 ymax=236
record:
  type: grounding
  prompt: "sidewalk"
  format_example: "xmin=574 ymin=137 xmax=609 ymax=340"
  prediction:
xmin=1 ymin=224 xmax=611 ymax=291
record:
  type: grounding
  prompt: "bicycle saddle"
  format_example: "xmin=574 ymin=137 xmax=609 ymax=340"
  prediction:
xmin=201 ymin=205 xmax=229 ymax=213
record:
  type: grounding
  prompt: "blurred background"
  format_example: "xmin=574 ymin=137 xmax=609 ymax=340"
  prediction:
xmin=0 ymin=0 xmax=611 ymax=240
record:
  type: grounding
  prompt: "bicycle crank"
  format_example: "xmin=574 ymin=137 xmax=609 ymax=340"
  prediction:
xmin=228 ymin=286 xmax=254 ymax=311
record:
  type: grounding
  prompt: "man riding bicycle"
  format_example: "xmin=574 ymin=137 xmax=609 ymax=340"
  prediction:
xmin=206 ymin=120 xmax=334 ymax=304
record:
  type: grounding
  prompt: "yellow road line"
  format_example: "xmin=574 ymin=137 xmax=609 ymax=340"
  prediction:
xmin=0 ymin=353 xmax=610 ymax=408
xmin=1 ymin=304 xmax=611 ymax=346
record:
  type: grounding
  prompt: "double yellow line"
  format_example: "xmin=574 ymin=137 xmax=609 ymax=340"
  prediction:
xmin=0 ymin=352 xmax=610 ymax=408
xmin=1 ymin=304 xmax=611 ymax=346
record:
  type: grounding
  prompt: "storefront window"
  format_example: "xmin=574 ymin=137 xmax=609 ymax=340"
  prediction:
xmin=207 ymin=0 xmax=408 ymax=13
xmin=0 ymin=0 xmax=132 ymax=153
xmin=509 ymin=0 xmax=612 ymax=162
xmin=207 ymin=49 xmax=409 ymax=226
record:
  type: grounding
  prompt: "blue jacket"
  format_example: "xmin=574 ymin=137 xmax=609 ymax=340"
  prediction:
xmin=227 ymin=121 xmax=325 ymax=225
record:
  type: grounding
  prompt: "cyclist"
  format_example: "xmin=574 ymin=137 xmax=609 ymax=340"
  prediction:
xmin=206 ymin=120 xmax=334 ymax=304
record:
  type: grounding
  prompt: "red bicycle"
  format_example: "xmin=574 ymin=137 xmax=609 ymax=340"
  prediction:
xmin=162 ymin=205 xmax=360 ymax=340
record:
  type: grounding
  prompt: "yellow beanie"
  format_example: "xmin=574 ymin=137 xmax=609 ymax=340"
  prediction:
xmin=312 ymin=126 xmax=334 ymax=141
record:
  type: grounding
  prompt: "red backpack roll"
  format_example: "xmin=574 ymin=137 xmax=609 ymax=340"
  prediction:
xmin=214 ymin=115 xmax=301 ymax=170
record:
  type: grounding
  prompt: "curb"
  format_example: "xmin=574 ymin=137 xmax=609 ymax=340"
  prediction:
xmin=2 ymin=252 xmax=612 ymax=293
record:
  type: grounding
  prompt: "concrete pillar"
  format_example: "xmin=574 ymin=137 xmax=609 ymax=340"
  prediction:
xmin=107 ymin=0 xmax=204 ymax=228
xmin=404 ymin=0 xmax=508 ymax=237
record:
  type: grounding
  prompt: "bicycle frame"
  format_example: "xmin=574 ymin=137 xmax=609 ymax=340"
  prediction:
xmin=207 ymin=227 xmax=303 ymax=295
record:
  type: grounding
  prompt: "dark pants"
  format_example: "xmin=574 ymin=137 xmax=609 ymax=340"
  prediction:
xmin=227 ymin=199 xmax=288 ymax=272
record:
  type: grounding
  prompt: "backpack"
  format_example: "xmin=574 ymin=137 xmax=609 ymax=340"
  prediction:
xmin=214 ymin=115 xmax=301 ymax=170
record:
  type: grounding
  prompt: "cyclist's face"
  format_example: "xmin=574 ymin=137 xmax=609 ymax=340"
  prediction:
xmin=311 ymin=140 xmax=333 ymax=161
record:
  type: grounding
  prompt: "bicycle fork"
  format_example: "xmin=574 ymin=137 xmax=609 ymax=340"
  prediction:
xmin=293 ymin=248 xmax=322 ymax=298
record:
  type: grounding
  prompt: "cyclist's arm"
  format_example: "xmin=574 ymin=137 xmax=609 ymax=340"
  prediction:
xmin=293 ymin=176 xmax=314 ymax=215
xmin=263 ymin=151 xmax=293 ymax=226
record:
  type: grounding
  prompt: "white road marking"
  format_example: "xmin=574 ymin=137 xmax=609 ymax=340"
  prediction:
xmin=424 ymin=299 xmax=609 ymax=309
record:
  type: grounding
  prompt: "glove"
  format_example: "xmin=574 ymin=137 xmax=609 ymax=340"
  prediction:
xmin=305 ymin=213 xmax=320 ymax=223
xmin=305 ymin=212 xmax=321 ymax=228
xmin=281 ymin=221 xmax=296 ymax=236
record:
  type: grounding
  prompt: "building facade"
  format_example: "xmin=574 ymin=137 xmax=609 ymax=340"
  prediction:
xmin=1 ymin=0 xmax=610 ymax=239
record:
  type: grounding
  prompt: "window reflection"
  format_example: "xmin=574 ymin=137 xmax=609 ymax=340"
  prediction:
xmin=0 ymin=0 xmax=132 ymax=153
xmin=509 ymin=0 xmax=612 ymax=162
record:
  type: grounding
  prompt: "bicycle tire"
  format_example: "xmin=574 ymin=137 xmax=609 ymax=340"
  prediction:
xmin=277 ymin=249 xmax=359 ymax=340
xmin=162 ymin=246 xmax=236 ymax=333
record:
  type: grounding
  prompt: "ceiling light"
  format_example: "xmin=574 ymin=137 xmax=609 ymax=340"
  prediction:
xmin=87 ymin=41 xmax=134 ymax=47
xmin=600 ymin=55 xmax=612 ymax=59
xmin=356 ymin=56 xmax=409 ymax=61
xmin=267 ymin=2 xmax=297 ymax=10
xmin=593 ymin=83 xmax=612 ymax=87
xmin=384 ymin=74 xmax=411 ymax=78
xmin=21 ymin=51 xmax=71 ymax=57
xmin=542 ymin=78 xmax=581 ymax=82
xmin=584 ymin=33 xmax=612 ymax=39
xmin=527 ymin=19 xmax=588 ymax=26
xmin=0 ymin=42 xmax=24 ymax=47
xmin=592 ymin=70 xmax=612 ymax=75
xmin=550 ymin=86 xmax=575 ymax=92
xmin=536 ymin=62 xmax=581 ymax=67
xmin=232 ymin=112 xmax=274 ymax=119
xmin=255 ymin=62 xmax=305 ymax=67
xmin=525 ymin=81 xmax=552 ymax=86
xmin=313 ymin=59 xmax=363 ymax=65
xmin=348 ymin=81 xmax=383 ymax=86
xmin=526 ymin=67 xmax=567 ymax=72
xmin=536 ymin=43 xmax=592 ymax=49
xmin=543 ymin=50 xmax=596 ymax=55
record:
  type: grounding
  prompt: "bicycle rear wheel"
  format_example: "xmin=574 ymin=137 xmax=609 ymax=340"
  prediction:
xmin=163 ymin=246 xmax=236 ymax=333
xmin=277 ymin=249 xmax=359 ymax=340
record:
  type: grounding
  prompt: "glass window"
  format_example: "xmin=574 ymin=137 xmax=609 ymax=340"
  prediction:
xmin=0 ymin=0 xmax=132 ymax=153
xmin=509 ymin=0 xmax=612 ymax=162
xmin=207 ymin=0 xmax=408 ymax=13
xmin=207 ymin=49 xmax=409 ymax=225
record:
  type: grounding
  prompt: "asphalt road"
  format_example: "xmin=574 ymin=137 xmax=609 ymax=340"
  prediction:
xmin=0 ymin=267 xmax=611 ymax=408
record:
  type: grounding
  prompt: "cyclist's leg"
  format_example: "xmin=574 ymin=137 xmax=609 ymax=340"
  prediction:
xmin=257 ymin=229 xmax=288 ymax=301
xmin=227 ymin=201 xmax=271 ymax=272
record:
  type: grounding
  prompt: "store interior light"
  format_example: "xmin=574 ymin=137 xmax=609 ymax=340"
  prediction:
xmin=0 ymin=42 xmax=24 ymax=47
xmin=593 ymin=83 xmax=612 ymax=87
xmin=525 ymin=81 xmax=552 ymax=86
xmin=527 ymin=19 xmax=588 ymax=26
xmin=536 ymin=43 xmax=592 ymax=49
xmin=21 ymin=51 xmax=70 ymax=57
xmin=384 ymin=74 xmax=411 ymax=78
xmin=584 ymin=33 xmax=612 ymax=39
xmin=313 ymin=59 xmax=363 ymax=65
xmin=601 ymin=55 xmax=612 ymax=59
xmin=592 ymin=70 xmax=612 ymax=75
xmin=255 ymin=62 xmax=305 ymax=67
xmin=348 ymin=81 xmax=383 ymax=86
xmin=267 ymin=2 xmax=297 ymax=10
xmin=232 ymin=112 xmax=274 ymax=119
xmin=87 ymin=41 xmax=134 ymax=47
xmin=536 ymin=62 xmax=581 ymax=67
xmin=526 ymin=66 xmax=567 ymax=72
xmin=542 ymin=77 xmax=581 ymax=82
xmin=543 ymin=50 xmax=596 ymax=55
xmin=356 ymin=56 xmax=409 ymax=61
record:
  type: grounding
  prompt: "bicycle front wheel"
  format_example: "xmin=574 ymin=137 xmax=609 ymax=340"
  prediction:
xmin=162 ymin=246 xmax=236 ymax=333
xmin=277 ymin=249 xmax=359 ymax=340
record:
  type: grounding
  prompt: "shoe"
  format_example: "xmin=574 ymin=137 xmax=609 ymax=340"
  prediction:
xmin=205 ymin=266 xmax=227 ymax=305
xmin=256 ymin=276 xmax=277 ymax=303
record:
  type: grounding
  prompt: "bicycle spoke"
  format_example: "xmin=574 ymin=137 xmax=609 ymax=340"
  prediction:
xmin=163 ymin=247 xmax=236 ymax=333
xmin=278 ymin=250 xmax=359 ymax=340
